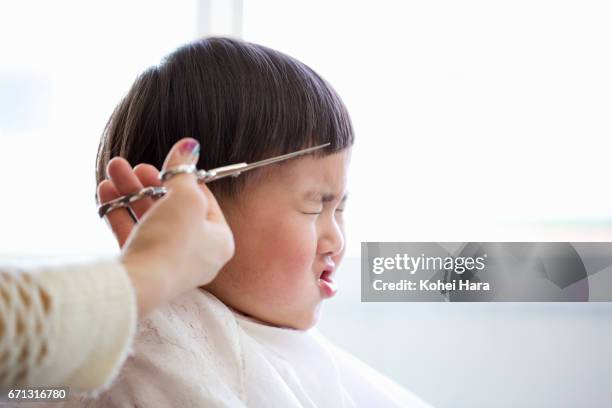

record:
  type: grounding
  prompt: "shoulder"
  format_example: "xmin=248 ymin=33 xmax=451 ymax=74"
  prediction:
xmin=137 ymin=288 xmax=240 ymax=352
xmin=69 ymin=289 xmax=247 ymax=407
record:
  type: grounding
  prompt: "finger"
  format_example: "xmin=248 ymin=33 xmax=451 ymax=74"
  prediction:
xmin=161 ymin=138 xmax=201 ymax=192
xmin=107 ymin=157 xmax=155 ymax=220
xmin=134 ymin=164 xmax=162 ymax=208
xmin=97 ymin=179 xmax=134 ymax=248
xmin=199 ymin=182 xmax=229 ymax=225
xmin=134 ymin=164 xmax=161 ymax=189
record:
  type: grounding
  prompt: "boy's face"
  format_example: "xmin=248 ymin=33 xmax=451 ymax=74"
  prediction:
xmin=204 ymin=148 xmax=351 ymax=330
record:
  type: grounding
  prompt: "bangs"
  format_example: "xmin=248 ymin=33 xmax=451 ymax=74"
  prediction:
xmin=174 ymin=38 xmax=354 ymax=162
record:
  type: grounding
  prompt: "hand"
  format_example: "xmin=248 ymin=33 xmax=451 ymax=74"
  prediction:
xmin=98 ymin=159 xmax=161 ymax=248
xmin=97 ymin=138 xmax=235 ymax=315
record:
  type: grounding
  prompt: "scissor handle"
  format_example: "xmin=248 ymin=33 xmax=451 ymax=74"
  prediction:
xmin=98 ymin=143 xmax=330 ymax=218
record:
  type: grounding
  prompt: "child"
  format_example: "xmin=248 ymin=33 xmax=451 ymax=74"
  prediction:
xmin=61 ymin=37 xmax=429 ymax=407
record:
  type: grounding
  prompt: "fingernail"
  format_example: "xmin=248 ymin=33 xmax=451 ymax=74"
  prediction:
xmin=179 ymin=139 xmax=200 ymax=163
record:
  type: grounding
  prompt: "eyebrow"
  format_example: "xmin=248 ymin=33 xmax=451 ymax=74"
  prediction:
xmin=303 ymin=191 xmax=349 ymax=204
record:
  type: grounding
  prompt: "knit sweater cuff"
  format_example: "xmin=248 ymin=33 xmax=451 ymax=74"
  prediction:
xmin=33 ymin=258 xmax=137 ymax=393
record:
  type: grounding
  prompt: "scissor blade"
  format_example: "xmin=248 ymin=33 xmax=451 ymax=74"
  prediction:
xmin=204 ymin=142 xmax=331 ymax=182
xmin=242 ymin=143 xmax=331 ymax=172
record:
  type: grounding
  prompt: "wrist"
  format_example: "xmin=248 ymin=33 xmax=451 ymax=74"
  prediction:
xmin=121 ymin=250 xmax=172 ymax=316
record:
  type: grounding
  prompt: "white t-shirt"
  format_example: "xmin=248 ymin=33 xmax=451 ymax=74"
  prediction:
xmin=35 ymin=288 xmax=430 ymax=407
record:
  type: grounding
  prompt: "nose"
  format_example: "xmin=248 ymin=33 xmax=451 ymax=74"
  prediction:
xmin=317 ymin=215 xmax=345 ymax=257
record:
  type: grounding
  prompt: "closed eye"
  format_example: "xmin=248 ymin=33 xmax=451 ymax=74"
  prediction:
xmin=303 ymin=206 xmax=345 ymax=215
xmin=301 ymin=192 xmax=348 ymax=215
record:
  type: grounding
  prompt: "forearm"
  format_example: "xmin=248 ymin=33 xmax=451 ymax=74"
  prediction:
xmin=0 ymin=259 xmax=137 ymax=392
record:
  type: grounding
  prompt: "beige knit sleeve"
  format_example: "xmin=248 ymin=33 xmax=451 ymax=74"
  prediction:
xmin=0 ymin=259 xmax=137 ymax=393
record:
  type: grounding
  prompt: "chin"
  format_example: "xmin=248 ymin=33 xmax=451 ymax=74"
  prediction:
xmin=290 ymin=318 xmax=314 ymax=331
xmin=292 ymin=304 xmax=323 ymax=331
xmin=288 ymin=320 xmax=315 ymax=331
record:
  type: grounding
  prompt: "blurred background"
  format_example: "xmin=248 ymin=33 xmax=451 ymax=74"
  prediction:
xmin=1 ymin=1 xmax=611 ymax=406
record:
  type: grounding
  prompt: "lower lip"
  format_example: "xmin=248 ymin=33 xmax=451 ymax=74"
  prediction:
xmin=318 ymin=273 xmax=338 ymax=298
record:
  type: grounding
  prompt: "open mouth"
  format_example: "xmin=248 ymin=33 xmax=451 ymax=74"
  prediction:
xmin=318 ymin=270 xmax=338 ymax=297
xmin=320 ymin=270 xmax=333 ymax=282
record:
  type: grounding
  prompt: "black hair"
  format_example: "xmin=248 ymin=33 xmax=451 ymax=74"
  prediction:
xmin=96 ymin=36 xmax=354 ymax=198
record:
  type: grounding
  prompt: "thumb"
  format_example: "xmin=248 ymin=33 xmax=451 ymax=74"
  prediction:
xmin=161 ymin=138 xmax=200 ymax=190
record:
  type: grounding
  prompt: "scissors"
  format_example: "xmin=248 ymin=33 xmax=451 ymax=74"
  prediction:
xmin=97 ymin=142 xmax=330 ymax=218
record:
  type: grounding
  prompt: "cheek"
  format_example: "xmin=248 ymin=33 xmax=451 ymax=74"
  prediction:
xmin=258 ymin=215 xmax=318 ymax=276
